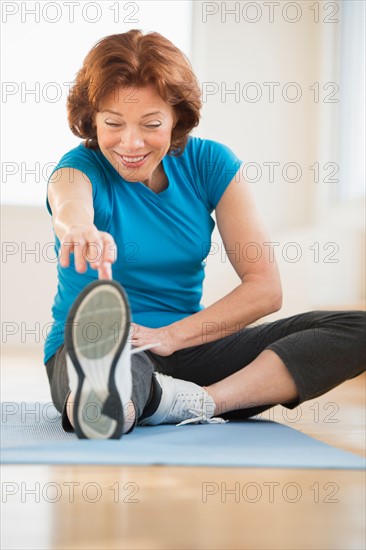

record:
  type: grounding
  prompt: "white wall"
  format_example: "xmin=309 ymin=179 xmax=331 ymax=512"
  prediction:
xmin=1 ymin=1 xmax=365 ymax=351
xmin=1 ymin=206 xmax=57 ymax=349
xmin=190 ymin=0 xmax=365 ymax=313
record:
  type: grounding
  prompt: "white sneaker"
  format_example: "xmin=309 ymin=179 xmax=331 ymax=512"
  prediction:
xmin=65 ymin=280 xmax=159 ymax=439
xmin=139 ymin=372 xmax=228 ymax=427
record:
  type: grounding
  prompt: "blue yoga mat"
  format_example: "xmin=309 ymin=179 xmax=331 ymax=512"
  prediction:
xmin=1 ymin=403 xmax=365 ymax=469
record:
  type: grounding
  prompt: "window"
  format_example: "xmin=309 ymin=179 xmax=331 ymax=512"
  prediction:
xmin=338 ymin=0 xmax=365 ymax=200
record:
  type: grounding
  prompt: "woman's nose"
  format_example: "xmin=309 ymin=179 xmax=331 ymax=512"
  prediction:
xmin=120 ymin=127 xmax=144 ymax=149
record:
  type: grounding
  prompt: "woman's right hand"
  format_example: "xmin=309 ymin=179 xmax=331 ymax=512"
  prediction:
xmin=59 ymin=225 xmax=117 ymax=280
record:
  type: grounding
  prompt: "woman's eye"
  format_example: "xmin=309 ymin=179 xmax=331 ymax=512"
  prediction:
xmin=145 ymin=123 xmax=162 ymax=129
xmin=106 ymin=122 xmax=120 ymax=127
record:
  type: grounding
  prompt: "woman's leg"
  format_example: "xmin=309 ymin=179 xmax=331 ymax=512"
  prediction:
xmin=46 ymin=309 xmax=366 ymax=430
xmin=205 ymin=349 xmax=298 ymax=415
xmin=147 ymin=310 xmax=366 ymax=418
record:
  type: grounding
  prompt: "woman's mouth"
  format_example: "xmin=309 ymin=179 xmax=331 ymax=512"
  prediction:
xmin=115 ymin=152 xmax=150 ymax=168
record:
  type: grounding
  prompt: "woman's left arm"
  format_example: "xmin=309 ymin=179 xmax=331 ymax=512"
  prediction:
xmin=132 ymin=176 xmax=283 ymax=355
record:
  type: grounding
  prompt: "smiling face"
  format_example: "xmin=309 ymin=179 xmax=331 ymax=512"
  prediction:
xmin=94 ymin=85 xmax=176 ymax=188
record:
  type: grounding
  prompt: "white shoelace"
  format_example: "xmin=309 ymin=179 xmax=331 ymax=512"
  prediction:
xmin=177 ymin=409 xmax=228 ymax=426
xmin=176 ymin=409 xmax=229 ymax=426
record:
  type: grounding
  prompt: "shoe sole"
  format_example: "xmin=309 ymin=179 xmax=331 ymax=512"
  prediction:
xmin=64 ymin=280 xmax=131 ymax=439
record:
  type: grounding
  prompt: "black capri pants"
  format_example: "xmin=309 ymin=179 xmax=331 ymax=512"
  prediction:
xmin=45 ymin=309 xmax=366 ymax=432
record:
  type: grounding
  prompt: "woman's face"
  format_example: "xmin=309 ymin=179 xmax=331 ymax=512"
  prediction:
xmin=94 ymin=85 xmax=176 ymax=187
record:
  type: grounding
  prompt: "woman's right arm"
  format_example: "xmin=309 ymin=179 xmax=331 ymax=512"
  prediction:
xmin=47 ymin=168 xmax=116 ymax=279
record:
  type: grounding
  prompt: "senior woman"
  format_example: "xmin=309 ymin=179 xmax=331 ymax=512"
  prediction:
xmin=45 ymin=30 xmax=365 ymax=439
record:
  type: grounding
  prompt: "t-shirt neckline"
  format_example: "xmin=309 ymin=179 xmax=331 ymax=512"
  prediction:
xmin=134 ymin=155 xmax=175 ymax=200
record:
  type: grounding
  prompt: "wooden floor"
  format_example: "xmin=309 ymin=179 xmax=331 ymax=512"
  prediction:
xmin=1 ymin=346 xmax=365 ymax=550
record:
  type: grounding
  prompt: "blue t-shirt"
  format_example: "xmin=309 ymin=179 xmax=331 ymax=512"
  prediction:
xmin=44 ymin=136 xmax=242 ymax=364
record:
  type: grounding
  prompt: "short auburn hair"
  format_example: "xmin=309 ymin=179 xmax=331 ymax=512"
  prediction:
xmin=67 ymin=30 xmax=202 ymax=155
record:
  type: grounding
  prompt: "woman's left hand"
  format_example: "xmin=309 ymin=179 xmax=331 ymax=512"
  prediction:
xmin=129 ymin=323 xmax=176 ymax=356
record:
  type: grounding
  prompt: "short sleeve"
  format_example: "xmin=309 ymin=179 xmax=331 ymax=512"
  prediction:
xmin=194 ymin=139 xmax=243 ymax=211
xmin=45 ymin=144 xmax=108 ymax=221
